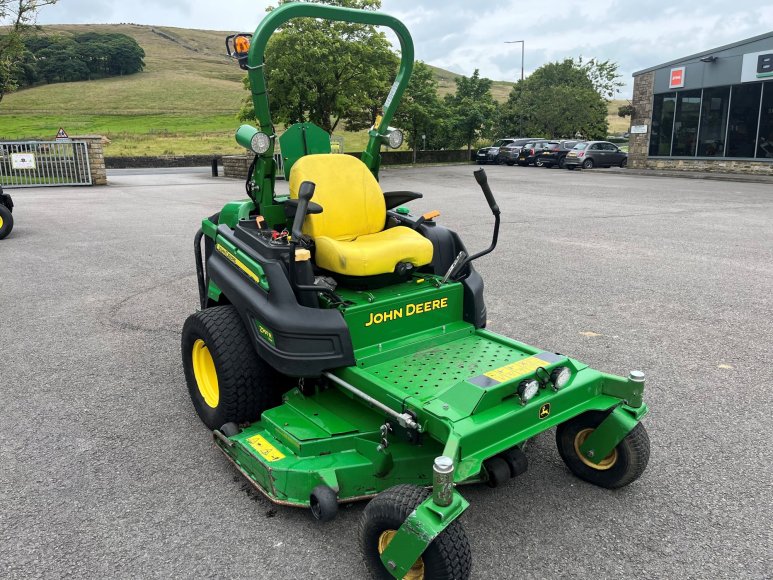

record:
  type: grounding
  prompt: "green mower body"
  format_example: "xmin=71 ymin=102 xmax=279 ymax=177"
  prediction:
xmin=182 ymin=4 xmax=650 ymax=579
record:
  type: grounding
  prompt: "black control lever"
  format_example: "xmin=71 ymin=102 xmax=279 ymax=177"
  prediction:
xmin=292 ymin=181 xmax=315 ymax=241
xmin=446 ymin=169 xmax=501 ymax=282
xmin=474 ymin=168 xmax=500 ymax=216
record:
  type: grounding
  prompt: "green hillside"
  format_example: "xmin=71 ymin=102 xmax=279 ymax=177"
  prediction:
xmin=0 ymin=24 xmax=626 ymax=155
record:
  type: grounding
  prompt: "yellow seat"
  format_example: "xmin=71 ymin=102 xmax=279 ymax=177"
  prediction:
xmin=289 ymin=154 xmax=433 ymax=277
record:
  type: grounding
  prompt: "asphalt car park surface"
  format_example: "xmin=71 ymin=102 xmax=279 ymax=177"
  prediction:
xmin=1 ymin=164 xmax=771 ymax=579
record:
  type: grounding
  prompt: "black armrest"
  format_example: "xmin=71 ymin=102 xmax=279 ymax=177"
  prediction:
xmin=383 ymin=190 xmax=423 ymax=210
xmin=284 ymin=198 xmax=323 ymax=219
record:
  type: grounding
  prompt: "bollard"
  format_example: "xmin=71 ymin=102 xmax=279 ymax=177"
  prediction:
xmin=211 ymin=158 xmax=219 ymax=177
xmin=432 ymin=456 xmax=454 ymax=507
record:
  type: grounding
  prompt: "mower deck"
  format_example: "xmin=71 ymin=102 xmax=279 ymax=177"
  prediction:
xmin=215 ymin=279 xmax=647 ymax=507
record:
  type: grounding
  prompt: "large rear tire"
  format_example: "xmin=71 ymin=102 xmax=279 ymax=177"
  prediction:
xmin=556 ymin=411 xmax=650 ymax=489
xmin=359 ymin=485 xmax=472 ymax=579
xmin=0 ymin=204 xmax=13 ymax=240
xmin=181 ymin=305 xmax=281 ymax=429
xmin=582 ymin=158 xmax=594 ymax=169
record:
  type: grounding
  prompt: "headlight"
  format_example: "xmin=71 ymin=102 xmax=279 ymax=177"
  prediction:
xmin=386 ymin=128 xmax=404 ymax=149
xmin=250 ymin=131 xmax=272 ymax=154
xmin=517 ymin=379 xmax=540 ymax=404
xmin=550 ymin=366 xmax=571 ymax=390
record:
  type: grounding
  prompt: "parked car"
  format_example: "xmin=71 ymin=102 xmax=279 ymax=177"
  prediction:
xmin=564 ymin=141 xmax=628 ymax=169
xmin=517 ymin=140 xmax=555 ymax=166
xmin=498 ymin=138 xmax=541 ymax=165
xmin=476 ymin=138 xmax=516 ymax=164
xmin=535 ymin=140 xmax=583 ymax=169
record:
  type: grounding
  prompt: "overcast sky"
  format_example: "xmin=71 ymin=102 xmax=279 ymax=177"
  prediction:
xmin=35 ymin=0 xmax=773 ymax=97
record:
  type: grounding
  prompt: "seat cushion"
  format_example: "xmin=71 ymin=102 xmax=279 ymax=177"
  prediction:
xmin=315 ymin=226 xmax=433 ymax=277
xmin=289 ymin=154 xmax=386 ymax=240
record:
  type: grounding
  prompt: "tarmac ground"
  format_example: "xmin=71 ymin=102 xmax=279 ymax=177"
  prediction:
xmin=1 ymin=164 xmax=771 ymax=579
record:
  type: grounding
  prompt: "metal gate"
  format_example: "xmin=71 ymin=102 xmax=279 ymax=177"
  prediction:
xmin=0 ymin=140 xmax=92 ymax=187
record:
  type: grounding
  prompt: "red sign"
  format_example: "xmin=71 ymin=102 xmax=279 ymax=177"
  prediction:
xmin=55 ymin=127 xmax=69 ymax=140
xmin=669 ymin=67 xmax=685 ymax=89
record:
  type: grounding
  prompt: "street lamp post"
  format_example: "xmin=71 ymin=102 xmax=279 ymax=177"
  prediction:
xmin=505 ymin=40 xmax=525 ymax=136
xmin=504 ymin=40 xmax=524 ymax=81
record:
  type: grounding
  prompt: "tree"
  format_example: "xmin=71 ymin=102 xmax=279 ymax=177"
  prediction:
xmin=499 ymin=59 xmax=609 ymax=140
xmin=0 ymin=0 xmax=58 ymax=103
xmin=618 ymin=102 xmax=634 ymax=118
xmin=393 ymin=61 xmax=446 ymax=158
xmin=443 ymin=69 xmax=497 ymax=155
xmin=239 ymin=0 xmax=398 ymax=134
xmin=574 ymin=57 xmax=624 ymax=100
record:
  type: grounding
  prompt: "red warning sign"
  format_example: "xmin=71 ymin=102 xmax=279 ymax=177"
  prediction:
xmin=55 ymin=127 xmax=70 ymax=141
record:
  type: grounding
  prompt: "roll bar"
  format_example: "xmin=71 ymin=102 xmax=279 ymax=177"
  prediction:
xmin=246 ymin=2 xmax=414 ymax=178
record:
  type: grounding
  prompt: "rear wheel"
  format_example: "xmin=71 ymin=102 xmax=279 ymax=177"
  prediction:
xmin=556 ymin=411 xmax=650 ymax=489
xmin=181 ymin=305 xmax=282 ymax=429
xmin=359 ymin=485 xmax=472 ymax=580
xmin=582 ymin=158 xmax=594 ymax=169
xmin=0 ymin=204 xmax=13 ymax=240
xmin=558 ymin=156 xmax=567 ymax=169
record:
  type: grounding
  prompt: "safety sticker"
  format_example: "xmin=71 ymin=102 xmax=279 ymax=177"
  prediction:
xmin=247 ymin=434 xmax=286 ymax=462
xmin=468 ymin=352 xmax=563 ymax=388
xmin=216 ymin=243 xmax=261 ymax=286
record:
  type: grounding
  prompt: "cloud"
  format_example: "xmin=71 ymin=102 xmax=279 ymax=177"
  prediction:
xmin=34 ymin=0 xmax=773 ymax=96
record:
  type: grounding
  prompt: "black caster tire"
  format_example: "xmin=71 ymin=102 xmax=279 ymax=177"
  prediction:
xmin=181 ymin=305 xmax=281 ymax=430
xmin=0 ymin=204 xmax=13 ymax=240
xmin=501 ymin=447 xmax=528 ymax=477
xmin=310 ymin=485 xmax=338 ymax=522
xmin=556 ymin=411 xmax=650 ymax=489
xmin=582 ymin=158 xmax=594 ymax=169
xmin=484 ymin=456 xmax=511 ymax=488
xmin=220 ymin=422 xmax=240 ymax=437
xmin=359 ymin=484 xmax=472 ymax=580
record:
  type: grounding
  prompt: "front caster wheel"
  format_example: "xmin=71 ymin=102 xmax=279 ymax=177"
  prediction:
xmin=310 ymin=485 xmax=338 ymax=522
xmin=0 ymin=204 xmax=13 ymax=240
xmin=556 ymin=411 xmax=650 ymax=489
xmin=359 ymin=484 xmax=472 ymax=580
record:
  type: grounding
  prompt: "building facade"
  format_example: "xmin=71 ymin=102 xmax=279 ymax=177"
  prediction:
xmin=629 ymin=32 xmax=773 ymax=175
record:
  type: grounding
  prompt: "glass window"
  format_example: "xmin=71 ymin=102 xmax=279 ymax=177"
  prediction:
xmin=756 ymin=83 xmax=773 ymax=159
xmin=727 ymin=83 xmax=762 ymax=158
xmin=697 ymin=87 xmax=730 ymax=156
xmin=672 ymin=90 xmax=702 ymax=156
xmin=650 ymin=93 xmax=676 ymax=156
xmin=573 ymin=143 xmax=587 ymax=150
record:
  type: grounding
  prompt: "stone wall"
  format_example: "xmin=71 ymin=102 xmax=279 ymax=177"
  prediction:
xmin=642 ymin=157 xmax=773 ymax=175
xmin=72 ymin=135 xmax=107 ymax=185
xmin=629 ymin=71 xmax=654 ymax=169
xmin=222 ymin=149 xmax=471 ymax=179
xmin=106 ymin=154 xmax=221 ymax=169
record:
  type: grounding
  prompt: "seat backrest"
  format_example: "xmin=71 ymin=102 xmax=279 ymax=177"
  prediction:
xmin=289 ymin=154 xmax=386 ymax=241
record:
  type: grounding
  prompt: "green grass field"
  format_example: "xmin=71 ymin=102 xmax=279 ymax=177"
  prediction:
xmin=0 ymin=24 xmax=631 ymax=155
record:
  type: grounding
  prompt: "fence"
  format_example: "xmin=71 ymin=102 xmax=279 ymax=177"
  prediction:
xmin=0 ymin=141 xmax=92 ymax=187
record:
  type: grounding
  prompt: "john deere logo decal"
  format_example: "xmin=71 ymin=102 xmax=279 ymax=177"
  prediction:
xmin=539 ymin=403 xmax=551 ymax=419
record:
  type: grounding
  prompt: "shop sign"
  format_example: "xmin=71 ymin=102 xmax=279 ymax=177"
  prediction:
xmin=630 ymin=125 xmax=648 ymax=134
xmin=669 ymin=67 xmax=685 ymax=89
xmin=741 ymin=50 xmax=773 ymax=82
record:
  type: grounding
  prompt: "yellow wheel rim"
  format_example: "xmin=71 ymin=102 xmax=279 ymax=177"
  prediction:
xmin=574 ymin=428 xmax=618 ymax=470
xmin=0 ymin=215 xmax=4 ymax=229
xmin=378 ymin=530 xmax=425 ymax=580
xmin=192 ymin=339 xmax=219 ymax=408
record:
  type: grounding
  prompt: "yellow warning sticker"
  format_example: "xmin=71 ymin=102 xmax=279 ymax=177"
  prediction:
xmin=216 ymin=243 xmax=261 ymax=286
xmin=483 ymin=356 xmax=550 ymax=384
xmin=246 ymin=434 xmax=286 ymax=462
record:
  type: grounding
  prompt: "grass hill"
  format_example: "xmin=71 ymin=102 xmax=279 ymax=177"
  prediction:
xmin=0 ymin=24 xmax=628 ymax=156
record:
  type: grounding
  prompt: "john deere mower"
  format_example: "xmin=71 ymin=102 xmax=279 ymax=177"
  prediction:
xmin=181 ymin=4 xmax=650 ymax=578
xmin=0 ymin=186 xmax=13 ymax=240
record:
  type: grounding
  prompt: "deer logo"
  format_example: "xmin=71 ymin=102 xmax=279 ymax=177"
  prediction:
xmin=539 ymin=403 xmax=551 ymax=419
